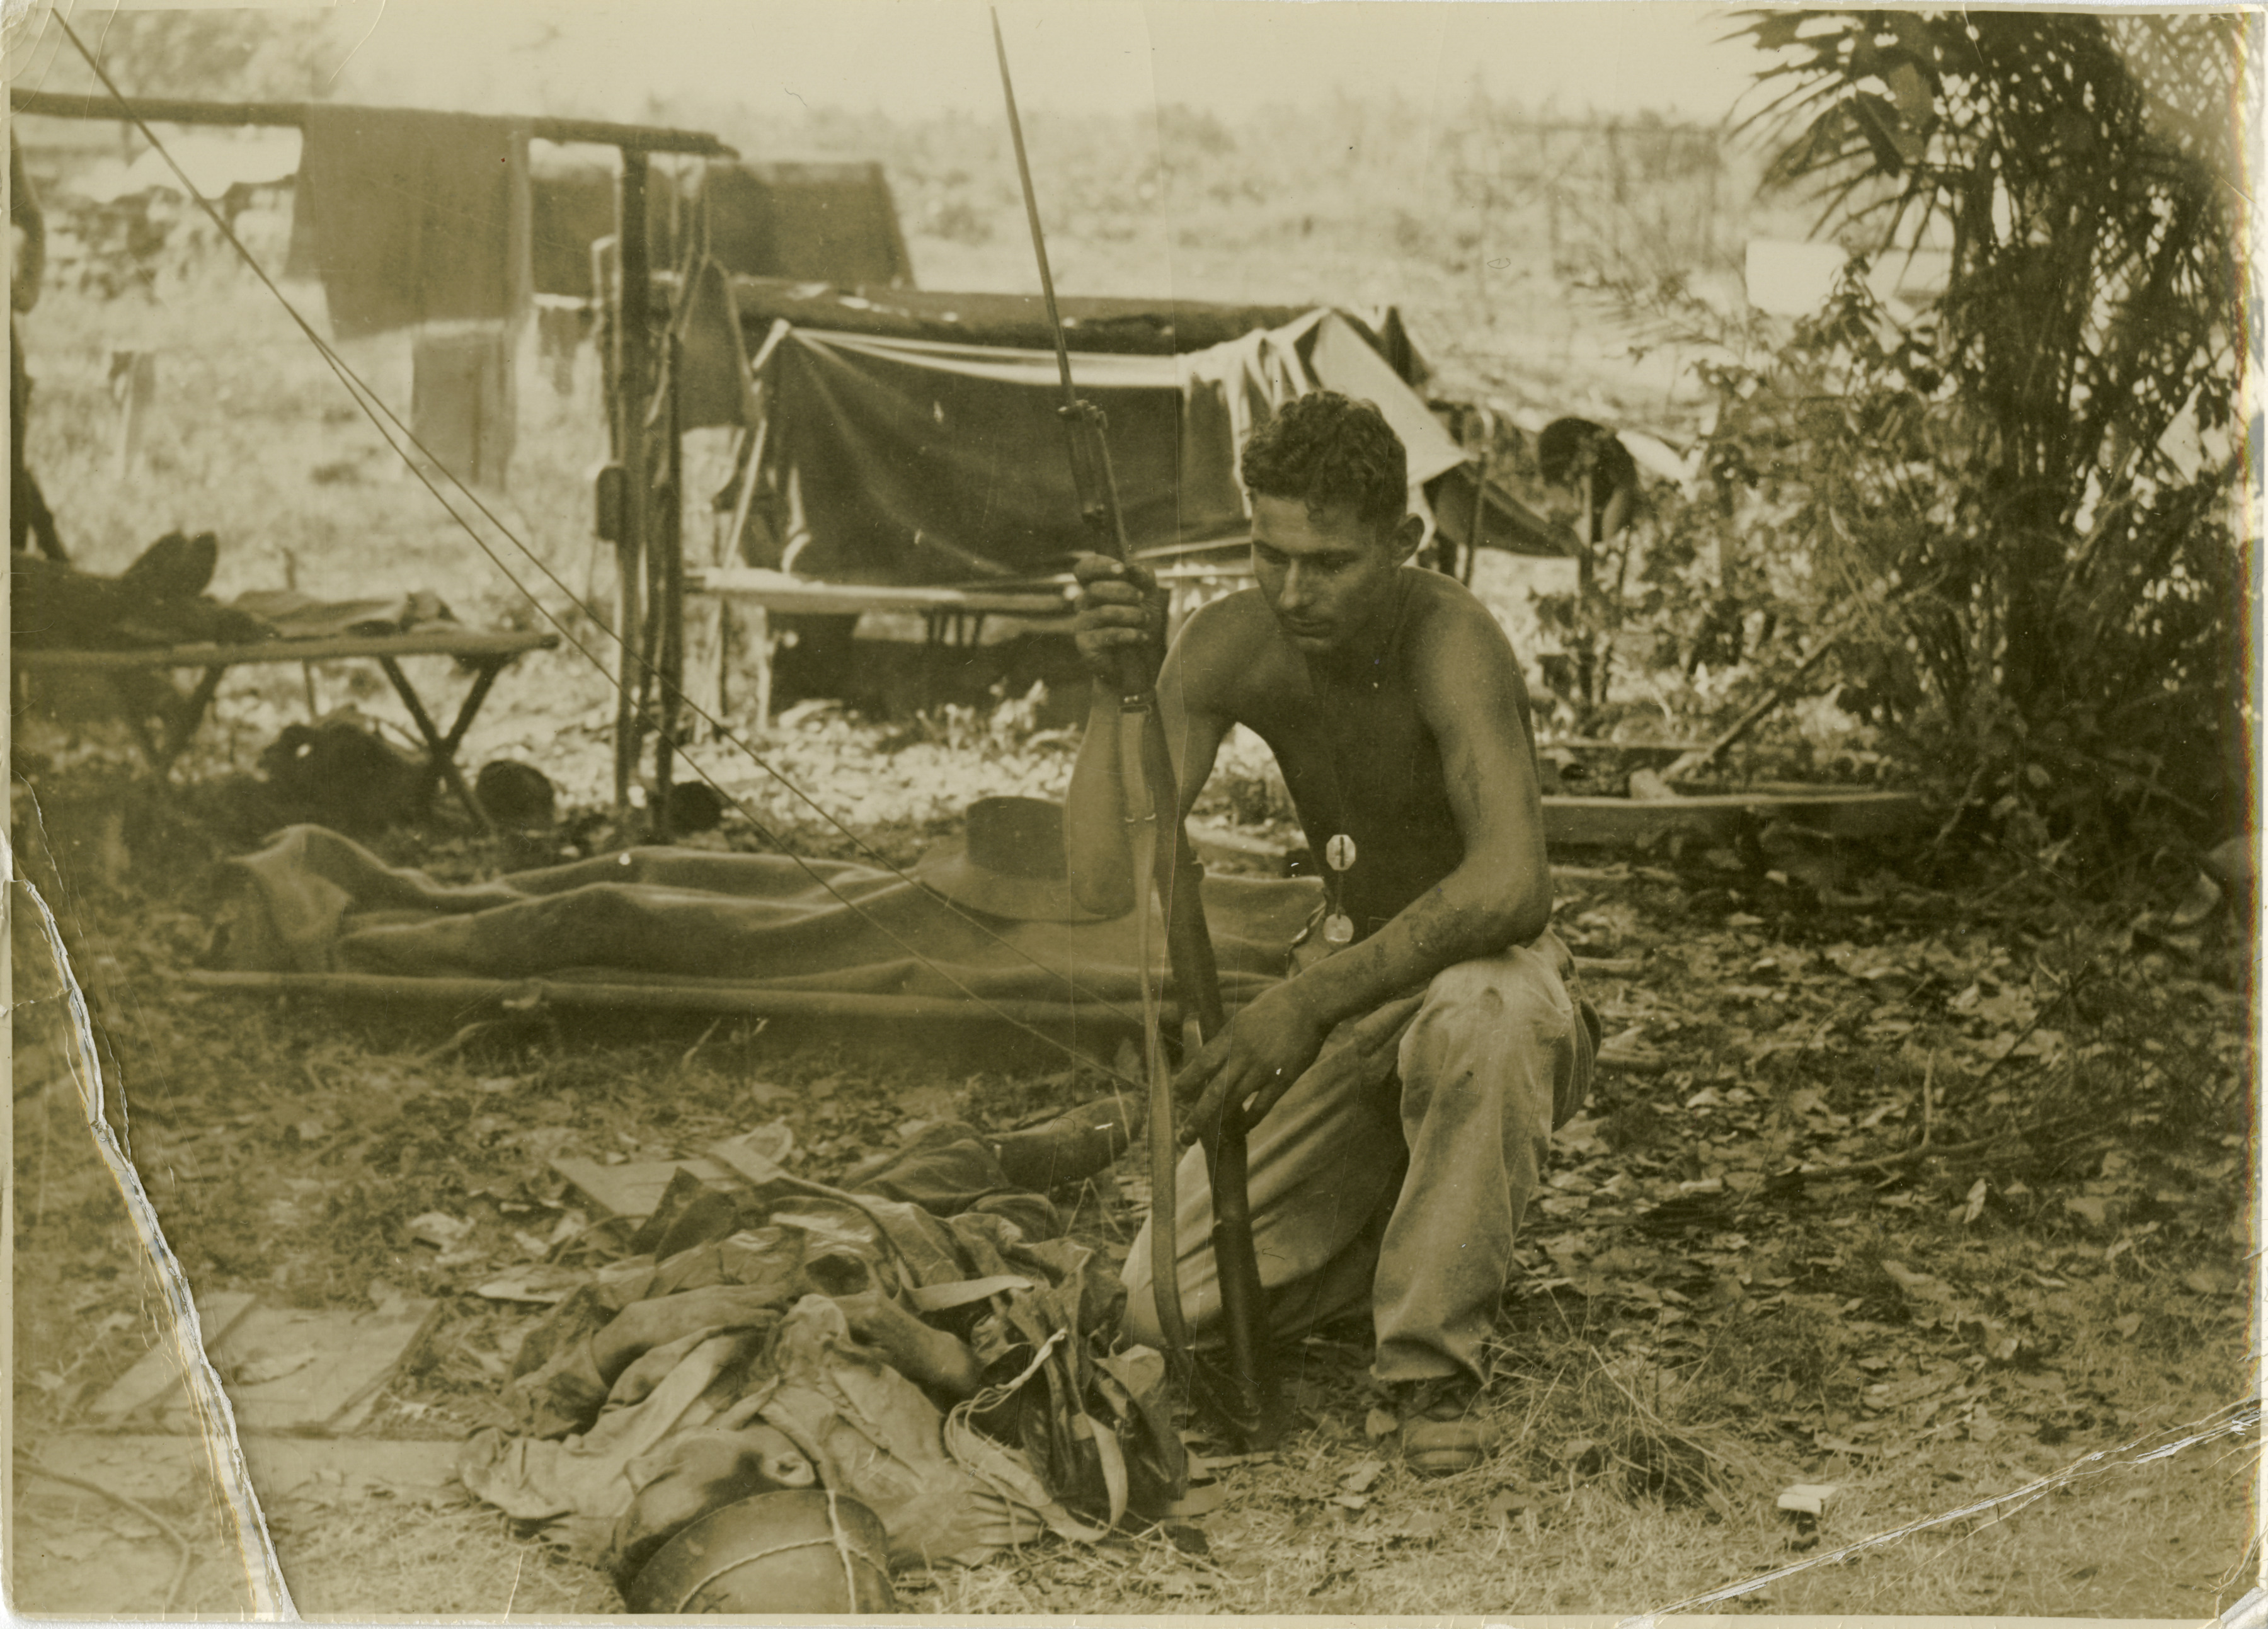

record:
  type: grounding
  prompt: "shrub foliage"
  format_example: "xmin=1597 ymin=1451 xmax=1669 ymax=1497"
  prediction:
xmin=1584 ymin=13 xmax=2249 ymax=877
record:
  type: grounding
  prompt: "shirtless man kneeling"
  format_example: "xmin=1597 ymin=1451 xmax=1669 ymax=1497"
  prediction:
xmin=1063 ymin=390 xmax=1596 ymax=1476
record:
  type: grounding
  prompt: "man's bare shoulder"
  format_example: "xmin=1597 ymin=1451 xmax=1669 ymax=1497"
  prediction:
xmin=1175 ymin=587 xmax=1276 ymax=665
xmin=1399 ymin=569 xmax=1537 ymax=746
xmin=1179 ymin=585 xmax=1276 ymax=643
xmin=1169 ymin=588 xmax=1300 ymax=717
xmin=1400 ymin=568 xmax=1521 ymax=665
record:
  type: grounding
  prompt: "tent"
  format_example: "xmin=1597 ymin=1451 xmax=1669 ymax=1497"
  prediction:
xmin=724 ymin=304 xmax=1573 ymax=586
xmin=529 ymin=155 xmax=914 ymax=299
xmin=698 ymin=162 xmax=912 ymax=290
xmin=730 ymin=308 xmax=1474 ymax=587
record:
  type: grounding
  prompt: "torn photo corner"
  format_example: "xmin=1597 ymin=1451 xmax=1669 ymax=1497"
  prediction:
xmin=6 ymin=0 xmax=2258 ymax=1621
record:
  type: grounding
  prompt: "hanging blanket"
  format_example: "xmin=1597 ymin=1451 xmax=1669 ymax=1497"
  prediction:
xmin=205 ymin=825 xmax=1320 ymax=1009
xmin=293 ymin=105 xmax=530 ymax=340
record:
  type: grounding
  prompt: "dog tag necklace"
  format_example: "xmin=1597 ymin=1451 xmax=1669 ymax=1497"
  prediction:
xmin=1322 ymin=833 xmax=1358 ymax=944
xmin=1310 ymin=576 xmax=1410 ymax=949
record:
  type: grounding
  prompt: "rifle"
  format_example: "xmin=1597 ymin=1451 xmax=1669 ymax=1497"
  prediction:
xmin=990 ymin=11 xmax=1278 ymax=1450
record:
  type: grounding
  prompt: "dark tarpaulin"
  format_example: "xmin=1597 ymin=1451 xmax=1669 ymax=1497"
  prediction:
xmin=292 ymin=106 xmax=530 ymax=339
xmin=757 ymin=329 xmax=1256 ymax=585
xmin=1424 ymin=462 xmax=1582 ymax=559
xmin=736 ymin=311 xmax=1475 ymax=586
xmin=528 ymin=158 xmax=913 ymax=300
xmin=529 ymin=154 xmax=673 ymax=299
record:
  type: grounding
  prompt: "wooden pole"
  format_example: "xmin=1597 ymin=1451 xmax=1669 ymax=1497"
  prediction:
xmin=182 ymin=969 xmax=1148 ymax=1031
xmin=653 ymin=329 xmax=686 ymax=835
xmin=748 ymin=605 xmax=774 ymax=731
xmin=1463 ymin=408 xmax=1492 ymax=585
xmin=9 ymin=87 xmax=731 ymax=155
xmin=112 ymin=350 xmax=155 ymax=479
xmin=613 ymin=151 xmax=652 ymax=835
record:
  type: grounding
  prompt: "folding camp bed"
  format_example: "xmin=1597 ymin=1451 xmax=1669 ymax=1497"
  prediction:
xmin=11 ymin=626 xmax=558 ymax=828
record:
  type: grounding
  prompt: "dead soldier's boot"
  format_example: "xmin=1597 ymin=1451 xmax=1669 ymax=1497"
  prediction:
xmin=988 ymin=1093 xmax=1142 ymax=1190
xmin=1386 ymin=1374 xmax=1501 ymax=1478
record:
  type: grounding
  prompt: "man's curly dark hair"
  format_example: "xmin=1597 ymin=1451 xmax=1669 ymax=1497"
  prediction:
xmin=1239 ymin=391 xmax=1408 ymax=533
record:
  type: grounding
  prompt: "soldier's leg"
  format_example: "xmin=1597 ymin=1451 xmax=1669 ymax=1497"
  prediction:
xmin=1371 ymin=931 xmax=1595 ymax=1389
xmin=1122 ymin=1017 xmax=1409 ymax=1352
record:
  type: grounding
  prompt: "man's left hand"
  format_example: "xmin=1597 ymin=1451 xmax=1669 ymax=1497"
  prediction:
xmin=1176 ymin=981 xmax=1329 ymax=1146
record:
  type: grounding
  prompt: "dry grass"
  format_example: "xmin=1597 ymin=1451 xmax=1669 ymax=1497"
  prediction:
xmin=267 ymin=1496 xmax=622 ymax=1617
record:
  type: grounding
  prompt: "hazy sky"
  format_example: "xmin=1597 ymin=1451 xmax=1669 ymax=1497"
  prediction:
xmin=302 ymin=1 xmax=1760 ymax=125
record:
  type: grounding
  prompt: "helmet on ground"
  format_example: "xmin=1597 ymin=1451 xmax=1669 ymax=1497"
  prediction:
xmin=623 ymin=1488 xmax=897 ymax=1615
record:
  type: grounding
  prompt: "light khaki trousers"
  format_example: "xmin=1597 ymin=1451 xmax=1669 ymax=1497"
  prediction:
xmin=1122 ymin=930 xmax=1595 ymax=1386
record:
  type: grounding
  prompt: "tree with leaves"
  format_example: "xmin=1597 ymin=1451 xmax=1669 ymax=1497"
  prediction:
xmin=1705 ymin=9 xmax=2249 ymax=868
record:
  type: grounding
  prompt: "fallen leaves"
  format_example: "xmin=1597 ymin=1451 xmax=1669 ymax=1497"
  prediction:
xmin=2183 ymin=1263 xmax=2238 ymax=1298
xmin=1775 ymin=1482 xmax=1839 ymax=1516
xmin=2063 ymin=1195 xmax=2119 ymax=1230
xmin=1338 ymin=1458 xmax=1385 ymax=1495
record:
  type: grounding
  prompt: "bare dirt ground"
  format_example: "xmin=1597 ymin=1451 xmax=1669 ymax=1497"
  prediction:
xmin=9 ymin=176 xmax=2258 ymax=1616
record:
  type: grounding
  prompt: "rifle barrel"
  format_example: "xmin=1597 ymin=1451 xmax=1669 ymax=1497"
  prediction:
xmin=991 ymin=10 xmax=1080 ymax=408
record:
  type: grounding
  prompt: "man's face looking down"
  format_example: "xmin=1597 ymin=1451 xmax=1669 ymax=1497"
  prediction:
xmin=1249 ymin=493 xmax=1419 ymax=660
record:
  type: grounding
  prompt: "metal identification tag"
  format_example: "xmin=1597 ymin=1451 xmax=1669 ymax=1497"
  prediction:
xmin=1322 ymin=835 xmax=1356 ymax=944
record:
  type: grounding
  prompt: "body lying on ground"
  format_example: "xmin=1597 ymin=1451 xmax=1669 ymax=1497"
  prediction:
xmin=1065 ymin=389 xmax=1598 ymax=1477
xmin=458 ymin=1107 xmax=1184 ymax=1594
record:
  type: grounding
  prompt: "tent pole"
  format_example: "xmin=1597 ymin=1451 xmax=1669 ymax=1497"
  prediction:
xmin=653 ymin=328 xmax=686 ymax=835
xmin=1464 ymin=408 xmax=1491 ymax=586
xmin=613 ymin=150 xmax=653 ymax=835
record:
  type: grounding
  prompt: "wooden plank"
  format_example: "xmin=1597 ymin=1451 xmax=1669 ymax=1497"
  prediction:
xmin=1544 ymin=790 xmax=1923 ymax=848
xmin=1545 ymin=796 xmax=1746 ymax=847
xmin=550 ymin=1154 xmax=738 ymax=1221
xmin=13 ymin=629 xmax=557 ymax=673
xmin=1197 ymin=798 xmax=1922 ymax=872
xmin=88 ymin=1291 xmax=259 ymax=1423
xmin=690 ymin=566 xmax=1075 ymax=620
xmin=1540 ymin=736 xmax=1710 ymax=755
xmin=32 ymin=1433 xmax=464 ymax=1510
xmin=1191 ymin=794 xmax=1922 ymax=867
xmin=158 ymin=1300 xmax=442 ymax=1434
